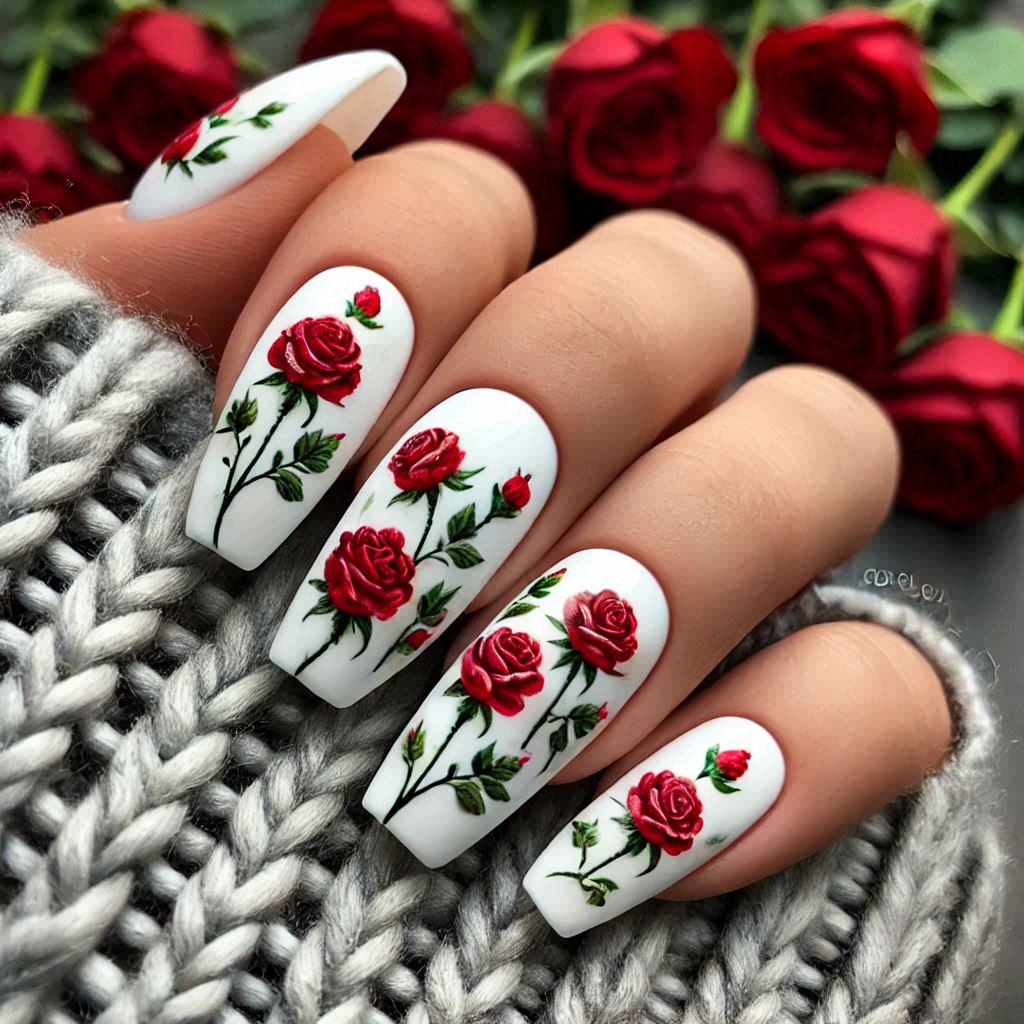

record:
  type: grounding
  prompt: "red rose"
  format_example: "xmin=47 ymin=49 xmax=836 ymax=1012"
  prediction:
xmin=353 ymin=286 xmax=381 ymax=318
xmin=161 ymin=119 xmax=202 ymax=165
xmin=268 ymin=316 xmax=362 ymax=404
xmin=461 ymin=627 xmax=545 ymax=716
xmin=659 ymin=141 xmax=781 ymax=260
xmin=878 ymin=333 xmax=1024 ymax=522
xmin=755 ymin=10 xmax=938 ymax=175
xmin=76 ymin=10 xmax=237 ymax=168
xmin=547 ymin=19 xmax=735 ymax=204
xmin=406 ymin=627 xmax=432 ymax=650
xmin=389 ymin=428 xmax=465 ymax=491
xmin=300 ymin=0 xmax=472 ymax=148
xmin=755 ymin=186 xmax=954 ymax=384
xmin=324 ymin=526 xmax=415 ymax=620
xmin=564 ymin=590 xmax=638 ymax=673
xmin=716 ymin=749 xmax=751 ymax=780
xmin=0 ymin=115 xmax=114 ymax=221
xmin=501 ymin=471 xmax=531 ymax=510
xmin=628 ymin=770 xmax=703 ymax=855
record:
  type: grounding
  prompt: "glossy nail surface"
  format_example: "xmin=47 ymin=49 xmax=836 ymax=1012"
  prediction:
xmin=270 ymin=388 xmax=557 ymax=706
xmin=186 ymin=267 xmax=414 ymax=570
xmin=524 ymin=716 xmax=784 ymax=937
xmin=362 ymin=549 xmax=669 ymax=868
xmin=128 ymin=52 xmax=405 ymax=221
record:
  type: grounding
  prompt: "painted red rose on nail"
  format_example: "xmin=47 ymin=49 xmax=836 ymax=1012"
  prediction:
xmin=161 ymin=119 xmax=201 ymax=164
xmin=268 ymin=316 xmax=363 ymax=404
xmin=353 ymin=286 xmax=381 ymax=318
xmin=715 ymin=749 xmax=751 ymax=780
xmin=564 ymin=590 xmax=638 ymax=673
xmin=405 ymin=627 xmax=432 ymax=650
xmin=389 ymin=427 xmax=465 ymax=490
xmin=461 ymin=626 xmax=545 ymax=716
xmin=211 ymin=96 xmax=237 ymax=117
xmin=628 ymin=770 xmax=703 ymax=855
xmin=324 ymin=526 xmax=415 ymax=620
xmin=501 ymin=471 xmax=532 ymax=510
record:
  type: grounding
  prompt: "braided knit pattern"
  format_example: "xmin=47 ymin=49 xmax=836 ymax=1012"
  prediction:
xmin=0 ymin=237 xmax=1006 ymax=1024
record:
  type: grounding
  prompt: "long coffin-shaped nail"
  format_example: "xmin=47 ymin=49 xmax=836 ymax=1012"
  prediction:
xmin=127 ymin=51 xmax=406 ymax=221
xmin=362 ymin=549 xmax=670 ymax=868
xmin=185 ymin=266 xmax=414 ymax=570
xmin=270 ymin=388 xmax=558 ymax=706
xmin=523 ymin=716 xmax=784 ymax=937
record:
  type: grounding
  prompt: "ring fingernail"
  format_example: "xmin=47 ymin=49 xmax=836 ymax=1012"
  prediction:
xmin=127 ymin=52 xmax=406 ymax=221
xmin=270 ymin=388 xmax=558 ymax=706
xmin=523 ymin=716 xmax=784 ymax=937
xmin=186 ymin=267 xmax=414 ymax=570
xmin=361 ymin=549 xmax=669 ymax=867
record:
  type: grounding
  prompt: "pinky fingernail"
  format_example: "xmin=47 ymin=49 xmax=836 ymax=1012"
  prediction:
xmin=523 ymin=716 xmax=784 ymax=937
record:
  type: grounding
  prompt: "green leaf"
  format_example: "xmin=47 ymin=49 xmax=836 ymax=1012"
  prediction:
xmin=301 ymin=389 xmax=319 ymax=427
xmin=225 ymin=393 xmax=258 ymax=434
xmin=258 ymin=101 xmax=287 ymax=116
xmin=273 ymin=468 xmax=304 ymax=502
xmin=402 ymin=723 xmax=425 ymax=765
xmin=885 ymin=137 xmax=940 ymax=196
xmin=388 ymin=488 xmax=424 ymax=507
xmin=788 ymin=170 xmax=874 ymax=207
xmin=452 ymin=467 xmax=485 ymax=482
xmin=472 ymin=742 xmax=496 ymax=775
xmin=255 ymin=371 xmax=288 ymax=388
xmin=702 ymin=745 xmax=720 ymax=779
xmin=551 ymin=650 xmax=580 ymax=671
xmin=303 ymin=595 xmax=335 ymax=619
xmin=951 ymin=208 xmax=1014 ymax=258
xmin=442 ymin=476 xmax=474 ymax=491
xmin=569 ymin=703 xmax=601 ymax=738
xmin=624 ymin=828 xmax=648 ymax=857
xmin=456 ymin=697 xmax=481 ymax=726
xmin=447 ymin=503 xmax=477 ymax=542
xmin=481 ymin=777 xmax=510 ymax=801
xmin=881 ymin=0 xmax=936 ymax=33
xmin=499 ymin=601 xmax=536 ymax=620
xmin=712 ymin=777 xmax=740 ymax=795
xmin=930 ymin=26 xmax=1024 ymax=109
xmin=293 ymin=429 xmax=340 ymax=473
xmin=546 ymin=614 xmax=568 ymax=635
xmin=479 ymin=702 xmax=493 ymax=737
xmin=528 ymin=571 xmax=566 ymax=599
xmin=192 ymin=135 xmax=237 ymax=164
xmin=350 ymin=615 xmax=373 ymax=657
xmin=571 ymin=819 xmax=600 ymax=854
xmin=549 ymin=638 xmax=575 ymax=650
xmin=637 ymin=843 xmax=662 ymax=876
xmin=937 ymin=108 xmax=1007 ymax=149
xmin=549 ymin=721 xmax=569 ymax=756
xmin=344 ymin=300 xmax=383 ymax=330
xmin=488 ymin=483 xmax=518 ymax=519
xmin=581 ymin=661 xmax=598 ymax=691
xmin=450 ymin=779 xmax=486 ymax=815
xmin=568 ymin=0 xmax=629 ymax=34
xmin=419 ymin=582 xmax=460 ymax=621
xmin=446 ymin=542 xmax=484 ymax=569
xmin=445 ymin=680 xmax=469 ymax=697
xmin=489 ymin=755 xmax=524 ymax=782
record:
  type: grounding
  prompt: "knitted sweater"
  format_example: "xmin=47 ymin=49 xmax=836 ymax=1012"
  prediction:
xmin=0 ymin=236 xmax=1006 ymax=1024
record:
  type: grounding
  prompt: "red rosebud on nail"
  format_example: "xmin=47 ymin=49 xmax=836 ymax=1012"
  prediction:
xmin=598 ymin=702 xmax=609 ymax=720
xmin=161 ymin=119 xmax=202 ymax=165
xmin=353 ymin=286 xmax=381 ymax=318
xmin=518 ymin=753 xmax=531 ymax=766
xmin=715 ymin=748 xmax=751 ymax=780
xmin=406 ymin=628 xmax=431 ymax=650
xmin=554 ymin=568 xmax=567 ymax=577
xmin=502 ymin=470 xmax=531 ymax=510
xmin=211 ymin=96 xmax=237 ymax=117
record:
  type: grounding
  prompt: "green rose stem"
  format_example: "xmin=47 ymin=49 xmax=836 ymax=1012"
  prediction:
xmin=383 ymin=717 xmax=467 ymax=823
xmin=548 ymin=843 xmax=632 ymax=884
xmin=493 ymin=3 xmax=540 ymax=103
xmin=942 ymin=120 xmax=1023 ymax=219
xmin=294 ymin=635 xmax=335 ymax=675
xmin=991 ymin=250 xmax=1024 ymax=346
xmin=522 ymin=674 xmax=577 ymax=750
xmin=372 ymin=619 xmax=422 ymax=672
xmin=722 ymin=0 xmax=773 ymax=144
xmin=414 ymin=503 xmax=509 ymax=565
xmin=213 ymin=403 xmax=290 ymax=546
xmin=10 ymin=1 xmax=67 ymax=115
xmin=412 ymin=488 xmax=440 ymax=561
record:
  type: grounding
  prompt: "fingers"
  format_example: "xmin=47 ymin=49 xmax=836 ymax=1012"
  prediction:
xmin=525 ymin=621 xmax=951 ymax=936
xmin=23 ymin=53 xmax=405 ymax=353
xmin=186 ymin=141 xmax=535 ymax=570
xmin=269 ymin=211 xmax=755 ymax=707
xmin=362 ymin=366 xmax=898 ymax=866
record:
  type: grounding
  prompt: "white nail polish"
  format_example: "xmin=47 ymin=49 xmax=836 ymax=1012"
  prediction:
xmin=127 ymin=51 xmax=406 ymax=221
xmin=185 ymin=267 xmax=414 ymax=570
xmin=270 ymin=388 xmax=558 ymax=706
xmin=362 ymin=549 xmax=669 ymax=868
xmin=524 ymin=716 xmax=784 ymax=937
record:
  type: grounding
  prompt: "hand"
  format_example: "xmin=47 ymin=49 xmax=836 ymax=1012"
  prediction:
xmin=21 ymin=55 xmax=951 ymax=937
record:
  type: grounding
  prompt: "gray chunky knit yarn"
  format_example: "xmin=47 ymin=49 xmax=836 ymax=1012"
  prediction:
xmin=0 ymin=235 xmax=1006 ymax=1024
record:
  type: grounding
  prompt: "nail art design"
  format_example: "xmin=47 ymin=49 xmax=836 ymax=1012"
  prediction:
xmin=129 ymin=52 xmax=406 ymax=220
xmin=362 ymin=549 xmax=669 ymax=868
xmin=271 ymin=389 xmax=557 ymax=707
xmin=186 ymin=267 xmax=414 ymax=570
xmin=161 ymin=96 xmax=288 ymax=180
xmin=524 ymin=717 xmax=784 ymax=937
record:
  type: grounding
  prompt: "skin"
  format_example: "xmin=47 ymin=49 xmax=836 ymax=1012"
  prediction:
xmin=20 ymin=135 xmax=952 ymax=904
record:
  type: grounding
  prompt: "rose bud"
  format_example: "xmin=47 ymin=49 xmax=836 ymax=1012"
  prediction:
xmin=405 ymin=627 xmax=432 ymax=650
xmin=755 ymin=185 xmax=954 ymax=385
xmin=518 ymin=753 xmax=532 ymax=766
xmin=715 ymin=748 xmax=751 ymax=780
xmin=659 ymin=141 xmax=781 ymax=261
xmin=598 ymin=703 xmax=609 ymax=720
xmin=502 ymin=471 xmax=532 ymax=510
xmin=755 ymin=10 xmax=938 ymax=175
xmin=300 ymin=0 xmax=473 ymax=150
xmin=76 ymin=10 xmax=237 ymax=168
xmin=353 ymin=286 xmax=381 ymax=318
xmin=547 ymin=18 xmax=735 ymax=204
xmin=160 ymin=119 xmax=202 ymax=167
xmin=0 ymin=115 xmax=115 ymax=220
xmin=418 ymin=608 xmax=448 ymax=628
xmin=878 ymin=332 xmax=1024 ymax=522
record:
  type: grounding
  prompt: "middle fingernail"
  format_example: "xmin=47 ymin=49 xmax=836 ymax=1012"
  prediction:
xmin=270 ymin=387 xmax=558 ymax=705
xmin=362 ymin=548 xmax=669 ymax=868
